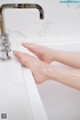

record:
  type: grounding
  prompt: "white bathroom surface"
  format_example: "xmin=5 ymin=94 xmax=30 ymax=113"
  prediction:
xmin=0 ymin=57 xmax=35 ymax=120
xmin=0 ymin=1 xmax=80 ymax=120
xmin=1 ymin=0 xmax=80 ymax=42
xmin=37 ymin=41 xmax=80 ymax=120
xmin=0 ymin=42 xmax=47 ymax=120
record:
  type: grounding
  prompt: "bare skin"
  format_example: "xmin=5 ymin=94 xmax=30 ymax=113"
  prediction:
xmin=13 ymin=51 xmax=50 ymax=84
xmin=22 ymin=42 xmax=80 ymax=68
xmin=22 ymin=42 xmax=55 ymax=64
xmin=13 ymin=42 xmax=80 ymax=90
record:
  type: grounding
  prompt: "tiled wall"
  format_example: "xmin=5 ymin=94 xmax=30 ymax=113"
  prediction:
xmin=1 ymin=0 xmax=80 ymax=43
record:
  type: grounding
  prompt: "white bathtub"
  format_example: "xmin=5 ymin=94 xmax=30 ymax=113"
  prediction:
xmin=37 ymin=41 xmax=80 ymax=120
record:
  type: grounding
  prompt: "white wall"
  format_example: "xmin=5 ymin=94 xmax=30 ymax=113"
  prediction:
xmin=1 ymin=0 xmax=80 ymax=42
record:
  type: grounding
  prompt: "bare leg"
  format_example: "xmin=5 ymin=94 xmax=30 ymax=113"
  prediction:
xmin=22 ymin=42 xmax=80 ymax=68
xmin=22 ymin=42 xmax=56 ymax=63
xmin=54 ymin=51 xmax=80 ymax=68
xmin=13 ymin=50 xmax=50 ymax=84
xmin=13 ymin=50 xmax=80 ymax=90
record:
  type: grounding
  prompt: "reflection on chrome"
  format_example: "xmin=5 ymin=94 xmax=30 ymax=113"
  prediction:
xmin=0 ymin=4 xmax=44 ymax=61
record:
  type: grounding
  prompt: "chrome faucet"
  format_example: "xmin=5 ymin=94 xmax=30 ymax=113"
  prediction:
xmin=0 ymin=3 xmax=44 ymax=61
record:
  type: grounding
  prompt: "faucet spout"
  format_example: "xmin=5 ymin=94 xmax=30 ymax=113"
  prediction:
xmin=0 ymin=3 xmax=44 ymax=61
xmin=0 ymin=8 xmax=11 ymax=61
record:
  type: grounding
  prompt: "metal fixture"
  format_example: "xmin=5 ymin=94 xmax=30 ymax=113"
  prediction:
xmin=0 ymin=4 xmax=44 ymax=61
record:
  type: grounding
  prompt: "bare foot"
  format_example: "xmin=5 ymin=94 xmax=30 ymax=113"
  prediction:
xmin=13 ymin=50 xmax=50 ymax=84
xmin=22 ymin=42 xmax=56 ymax=63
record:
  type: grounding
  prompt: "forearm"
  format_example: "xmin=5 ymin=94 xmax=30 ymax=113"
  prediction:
xmin=53 ymin=50 xmax=80 ymax=68
xmin=45 ymin=65 xmax=80 ymax=90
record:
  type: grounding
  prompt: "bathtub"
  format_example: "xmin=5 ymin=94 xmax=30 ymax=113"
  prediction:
xmin=37 ymin=41 xmax=80 ymax=120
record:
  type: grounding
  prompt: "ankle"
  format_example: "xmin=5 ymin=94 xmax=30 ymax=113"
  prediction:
xmin=51 ymin=49 xmax=59 ymax=61
xmin=43 ymin=65 xmax=57 ymax=80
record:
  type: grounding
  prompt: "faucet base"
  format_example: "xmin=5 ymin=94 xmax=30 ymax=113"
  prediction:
xmin=0 ymin=56 xmax=11 ymax=62
xmin=0 ymin=33 xmax=11 ymax=61
xmin=0 ymin=57 xmax=11 ymax=62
